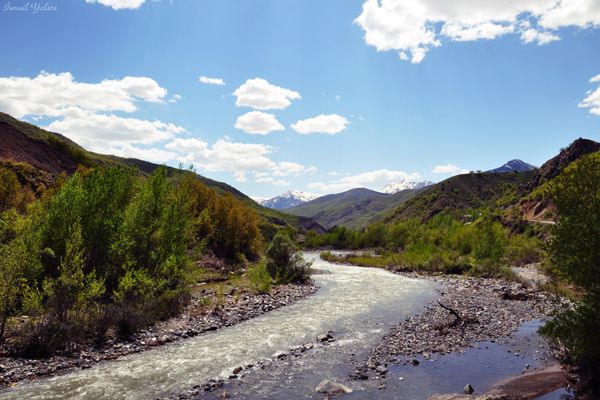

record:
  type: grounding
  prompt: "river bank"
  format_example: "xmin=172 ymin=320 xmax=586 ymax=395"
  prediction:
xmin=0 ymin=282 xmax=317 ymax=388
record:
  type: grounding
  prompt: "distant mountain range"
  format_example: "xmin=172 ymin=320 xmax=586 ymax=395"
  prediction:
xmin=381 ymin=180 xmax=434 ymax=194
xmin=257 ymin=191 xmax=320 ymax=210
xmin=487 ymin=159 xmax=536 ymax=174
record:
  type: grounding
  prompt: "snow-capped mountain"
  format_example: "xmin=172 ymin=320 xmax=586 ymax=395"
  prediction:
xmin=487 ymin=159 xmax=536 ymax=174
xmin=381 ymin=180 xmax=434 ymax=194
xmin=259 ymin=191 xmax=320 ymax=210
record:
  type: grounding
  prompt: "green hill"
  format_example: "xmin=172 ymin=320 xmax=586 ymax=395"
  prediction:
xmin=286 ymin=187 xmax=418 ymax=229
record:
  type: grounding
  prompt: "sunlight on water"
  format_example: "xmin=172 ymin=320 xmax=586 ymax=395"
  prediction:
xmin=0 ymin=253 xmax=435 ymax=400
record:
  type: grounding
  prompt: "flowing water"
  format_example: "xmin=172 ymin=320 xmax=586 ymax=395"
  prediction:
xmin=0 ymin=252 xmax=436 ymax=399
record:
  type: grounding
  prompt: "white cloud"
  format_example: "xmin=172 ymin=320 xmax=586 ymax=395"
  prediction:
xmin=355 ymin=0 xmax=600 ymax=63
xmin=273 ymin=161 xmax=317 ymax=176
xmin=46 ymin=109 xmax=185 ymax=151
xmin=520 ymin=29 xmax=560 ymax=45
xmin=579 ymin=74 xmax=600 ymax=116
xmin=199 ymin=76 xmax=225 ymax=86
xmin=85 ymin=0 xmax=145 ymax=10
xmin=431 ymin=164 xmax=469 ymax=175
xmin=100 ymin=143 xmax=179 ymax=164
xmin=233 ymin=78 xmax=301 ymax=110
xmin=308 ymin=168 xmax=420 ymax=193
xmin=168 ymin=94 xmax=182 ymax=104
xmin=291 ymin=114 xmax=349 ymax=135
xmin=255 ymin=176 xmax=290 ymax=187
xmin=234 ymin=111 xmax=285 ymax=135
xmin=0 ymin=71 xmax=167 ymax=118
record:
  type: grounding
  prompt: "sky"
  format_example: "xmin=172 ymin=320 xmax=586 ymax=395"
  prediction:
xmin=1 ymin=0 xmax=600 ymax=199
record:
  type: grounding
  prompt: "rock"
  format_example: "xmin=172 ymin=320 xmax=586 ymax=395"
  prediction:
xmin=273 ymin=351 xmax=287 ymax=360
xmin=375 ymin=365 xmax=388 ymax=375
xmin=317 ymin=333 xmax=333 ymax=342
xmin=409 ymin=359 xmax=420 ymax=366
xmin=232 ymin=366 xmax=242 ymax=375
xmin=464 ymin=384 xmax=474 ymax=394
xmin=303 ymin=343 xmax=314 ymax=351
xmin=315 ymin=379 xmax=353 ymax=395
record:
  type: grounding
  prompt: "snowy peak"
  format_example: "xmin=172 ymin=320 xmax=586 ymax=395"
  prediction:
xmin=381 ymin=180 xmax=433 ymax=194
xmin=259 ymin=191 xmax=320 ymax=210
xmin=488 ymin=159 xmax=536 ymax=174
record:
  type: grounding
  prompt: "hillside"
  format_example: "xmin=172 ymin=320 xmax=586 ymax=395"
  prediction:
xmin=0 ymin=112 xmax=321 ymax=234
xmin=286 ymin=187 xmax=418 ymax=229
xmin=519 ymin=138 xmax=600 ymax=222
xmin=387 ymin=138 xmax=600 ymax=224
xmin=387 ymin=170 xmax=536 ymax=222
xmin=487 ymin=159 xmax=536 ymax=174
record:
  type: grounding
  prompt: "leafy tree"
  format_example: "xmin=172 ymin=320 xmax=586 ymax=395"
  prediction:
xmin=541 ymin=152 xmax=600 ymax=395
xmin=0 ymin=167 xmax=19 ymax=212
xmin=266 ymin=233 xmax=312 ymax=284
xmin=0 ymin=239 xmax=29 ymax=339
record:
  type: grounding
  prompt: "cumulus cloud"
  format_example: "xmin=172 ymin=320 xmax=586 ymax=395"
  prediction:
xmin=46 ymin=109 xmax=185 ymax=151
xmin=234 ymin=111 xmax=285 ymax=135
xmin=233 ymin=78 xmax=301 ymax=110
xmin=520 ymin=28 xmax=560 ymax=45
xmin=308 ymin=168 xmax=420 ymax=193
xmin=579 ymin=74 xmax=600 ymax=116
xmin=0 ymin=71 xmax=167 ymax=118
xmin=99 ymin=143 xmax=179 ymax=164
xmin=355 ymin=0 xmax=600 ymax=63
xmin=431 ymin=164 xmax=470 ymax=175
xmin=273 ymin=161 xmax=317 ymax=177
xmin=291 ymin=114 xmax=349 ymax=135
xmin=199 ymin=76 xmax=225 ymax=86
xmin=85 ymin=0 xmax=145 ymax=10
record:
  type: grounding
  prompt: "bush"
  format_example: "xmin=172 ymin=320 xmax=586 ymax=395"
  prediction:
xmin=266 ymin=233 xmax=312 ymax=284
xmin=247 ymin=261 xmax=272 ymax=293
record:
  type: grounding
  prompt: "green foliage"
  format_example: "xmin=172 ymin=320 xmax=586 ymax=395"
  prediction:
xmin=181 ymin=173 xmax=261 ymax=263
xmin=540 ymin=152 xmax=600 ymax=394
xmin=247 ymin=260 xmax=272 ymax=293
xmin=266 ymin=233 xmax=312 ymax=284
xmin=312 ymin=213 xmax=539 ymax=277
xmin=0 ymin=167 xmax=19 ymax=213
xmin=0 ymin=239 xmax=29 ymax=339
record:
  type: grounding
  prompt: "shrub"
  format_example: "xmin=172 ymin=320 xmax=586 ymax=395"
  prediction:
xmin=247 ymin=261 xmax=272 ymax=293
xmin=266 ymin=233 xmax=312 ymax=284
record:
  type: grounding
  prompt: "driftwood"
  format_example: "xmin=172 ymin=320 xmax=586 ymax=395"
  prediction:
xmin=434 ymin=300 xmax=479 ymax=330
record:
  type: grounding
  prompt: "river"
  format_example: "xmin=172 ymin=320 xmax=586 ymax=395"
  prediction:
xmin=0 ymin=252 xmax=437 ymax=399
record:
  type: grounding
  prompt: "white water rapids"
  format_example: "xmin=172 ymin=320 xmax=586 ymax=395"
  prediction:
xmin=0 ymin=252 xmax=436 ymax=399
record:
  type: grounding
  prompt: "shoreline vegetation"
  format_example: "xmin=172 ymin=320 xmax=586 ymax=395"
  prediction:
xmin=0 ymin=163 xmax=315 ymax=389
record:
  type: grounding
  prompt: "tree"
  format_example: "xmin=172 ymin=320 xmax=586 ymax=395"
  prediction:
xmin=0 ymin=240 xmax=28 ymax=340
xmin=0 ymin=167 xmax=19 ymax=213
xmin=265 ymin=233 xmax=312 ymax=284
xmin=541 ymin=152 xmax=600 ymax=396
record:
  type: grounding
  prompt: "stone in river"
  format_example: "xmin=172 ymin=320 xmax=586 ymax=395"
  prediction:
xmin=464 ymin=383 xmax=474 ymax=394
xmin=315 ymin=379 xmax=353 ymax=395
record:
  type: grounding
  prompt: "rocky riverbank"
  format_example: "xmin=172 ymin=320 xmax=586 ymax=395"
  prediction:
xmin=351 ymin=273 xmax=568 ymax=382
xmin=0 ymin=282 xmax=318 ymax=388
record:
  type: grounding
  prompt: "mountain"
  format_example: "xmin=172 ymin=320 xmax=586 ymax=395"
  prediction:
xmin=487 ymin=159 xmax=536 ymax=174
xmin=286 ymin=188 xmax=418 ymax=229
xmin=259 ymin=191 xmax=320 ymax=210
xmin=381 ymin=180 xmax=433 ymax=194
xmin=0 ymin=112 xmax=324 ymax=234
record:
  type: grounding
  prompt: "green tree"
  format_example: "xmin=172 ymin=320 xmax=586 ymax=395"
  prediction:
xmin=541 ymin=152 xmax=600 ymax=395
xmin=0 ymin=239 xmax=28 ymax=339
xmin=265 ymin=233 xmax=312 ymax=284
xmin=0 ymin=167 xmax=19 ymax=213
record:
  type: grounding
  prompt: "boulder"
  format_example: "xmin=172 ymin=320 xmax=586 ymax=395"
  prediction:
xmin=315 ymin=379 xmax=353 ymax=395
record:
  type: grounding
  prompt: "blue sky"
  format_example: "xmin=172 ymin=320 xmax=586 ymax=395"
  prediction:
xmin=1 ymin=0 xmax=600 ymax=198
